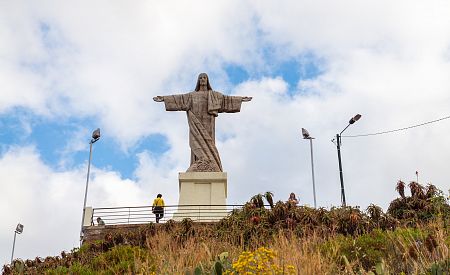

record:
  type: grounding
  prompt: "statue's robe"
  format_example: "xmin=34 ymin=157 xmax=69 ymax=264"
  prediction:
xmin=163 ymin=90 xmax=243 ymax=172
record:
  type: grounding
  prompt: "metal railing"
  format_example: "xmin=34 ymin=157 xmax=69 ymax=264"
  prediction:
xmin=90 ymin=205 xmax=244 ymax=226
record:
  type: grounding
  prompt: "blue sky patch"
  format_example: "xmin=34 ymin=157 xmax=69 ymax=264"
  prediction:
xmin=275 ymin=53 xmax=325 ymax=91
xmin=274 ymin=59 xmax=300 ymax=88
xmin=297 ymin=53 xmax=324 ymax=81
xmin=224 ymin=51 xmax=324 ymax=93
xmin=0 ymin=109 xmax=170 ymax=179
xmin=224 ymin=64 xmax=249 ymax=85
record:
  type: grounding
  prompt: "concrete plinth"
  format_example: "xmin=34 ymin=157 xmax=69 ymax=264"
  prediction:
xmin=173 ymin=172 xmax=228 ymax=221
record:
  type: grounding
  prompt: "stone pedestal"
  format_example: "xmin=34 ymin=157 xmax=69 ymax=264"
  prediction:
xmin=173 ymin=172 xmax=228 ymax=221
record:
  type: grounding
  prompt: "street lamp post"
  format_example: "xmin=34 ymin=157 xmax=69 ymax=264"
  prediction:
xmin=302 ymin=128 xmax=317 ymax=208
xmin=11 ymin=223 xmax=24 ymax=264
xmin=335 ymin=114 xmax=361 ymax=207
xmin=80 ymin=128 xmax=101 ymax=243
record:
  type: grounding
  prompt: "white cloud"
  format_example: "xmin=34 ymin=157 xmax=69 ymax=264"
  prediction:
xmin=0 ymin=146 xmax=81 ymax=263
xmin=0 ymin=147 xmax=151 ymax=265
xmin=1 ymin=0 xmax=265 ymax=147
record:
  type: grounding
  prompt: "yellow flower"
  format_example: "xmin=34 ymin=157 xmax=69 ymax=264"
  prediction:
xmin=229 ymin=247 xmax=296 ymax=274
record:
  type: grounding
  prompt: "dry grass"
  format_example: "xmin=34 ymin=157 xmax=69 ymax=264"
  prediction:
xmin=3 ymin=221 xmax=448 ymax=274
xmin=135 ymin=222 xmax=448 ymax=274
xmin=146 ymin=231 xmax=239 ymax=273
xmin=3 ymin=184 xmax=449 ymax=274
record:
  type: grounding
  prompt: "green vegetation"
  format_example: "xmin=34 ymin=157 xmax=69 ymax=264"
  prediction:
xmin=3 ymin=182 xmax=449 ymax=274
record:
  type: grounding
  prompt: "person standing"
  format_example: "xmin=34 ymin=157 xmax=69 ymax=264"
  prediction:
xmin=152 ymin=194 xmax=165 ymax=223
xmin=96 ymin=217 xmax=105 ymax=226
xmin=288 ymin=192 xmax=299 ymax=205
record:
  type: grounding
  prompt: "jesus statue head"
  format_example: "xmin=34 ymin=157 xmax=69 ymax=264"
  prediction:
xmin=195 ymin=73 xmax=213 ymax=91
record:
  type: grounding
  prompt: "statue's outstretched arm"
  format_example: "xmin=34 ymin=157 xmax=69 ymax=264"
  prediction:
xmin=153 ymin=96 xmax=164 ymax=102
xmin=241 ymin=96 xmax=252 ymax=102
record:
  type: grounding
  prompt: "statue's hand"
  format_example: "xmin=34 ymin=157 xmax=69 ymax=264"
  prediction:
xmin=241 ymin=96 xmax=252 ymax=102
xmin=153 ymin=96 xmax=164 ymax=102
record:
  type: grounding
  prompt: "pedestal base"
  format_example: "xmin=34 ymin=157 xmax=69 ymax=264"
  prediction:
xmin=173 ymin=172 xmax=228 ymax=221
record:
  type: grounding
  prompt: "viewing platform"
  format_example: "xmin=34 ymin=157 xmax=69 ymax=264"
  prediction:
xmin=81 ymin=204 xmax=244 ymax=243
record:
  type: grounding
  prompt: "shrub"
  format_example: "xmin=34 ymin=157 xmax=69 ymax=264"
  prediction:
xmin=91 ymin=245 xmax=156 ymax=274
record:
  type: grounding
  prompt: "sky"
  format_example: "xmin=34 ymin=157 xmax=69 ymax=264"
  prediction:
xmin=1 ymin=0 xmax=450 ymax=265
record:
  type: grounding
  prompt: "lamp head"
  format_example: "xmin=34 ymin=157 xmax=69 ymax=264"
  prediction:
xmin=92 ymin=128 xmax=101 ymax=140
xmin=301 ymin=128 xmax=311 ymax=139
xmin=349 ymin=114 xmax=362 ymax=124
xmin=15 ymin=223 xmax=24 ymax=234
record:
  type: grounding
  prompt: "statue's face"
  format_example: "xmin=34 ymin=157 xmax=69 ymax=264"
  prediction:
xmin=198 ymin=74 xmax=208 ymax=86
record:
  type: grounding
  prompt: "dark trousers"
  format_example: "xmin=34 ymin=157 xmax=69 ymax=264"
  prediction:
xmin=153 ymin=206 xmax=164 ymax=223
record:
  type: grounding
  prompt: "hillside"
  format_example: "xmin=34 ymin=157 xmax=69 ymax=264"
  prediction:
xmin=3 ymin=182 xmax=450 ymax=274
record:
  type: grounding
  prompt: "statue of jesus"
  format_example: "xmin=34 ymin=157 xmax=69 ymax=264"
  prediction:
xmin=153 ymin=73 xmax=252 ymax=172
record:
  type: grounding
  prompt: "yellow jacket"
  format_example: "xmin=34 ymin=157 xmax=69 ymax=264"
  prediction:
xmin=152 ymin=197 xmax=165 ymax=207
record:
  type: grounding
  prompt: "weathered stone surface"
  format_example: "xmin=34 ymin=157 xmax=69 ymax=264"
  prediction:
xmin=82 ymin=223 xmax=216 ymax=244
xmin=82 ymin=224 xmax=148 ymax=244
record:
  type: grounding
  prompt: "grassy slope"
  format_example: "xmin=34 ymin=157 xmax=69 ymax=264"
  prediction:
xmin=3 ymin=183 xmax=450 ymax=274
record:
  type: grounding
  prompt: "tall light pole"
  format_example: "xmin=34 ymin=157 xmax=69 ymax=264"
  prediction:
xmin=80 ymin=128 xmax=100 ymax=243
xmin=11 ymin=223 xmax=24 ymax=264
xmin=336 ymin=114 xmax=361 ymax=207
xmin=302 ymin=128 xmax=317 ymax=208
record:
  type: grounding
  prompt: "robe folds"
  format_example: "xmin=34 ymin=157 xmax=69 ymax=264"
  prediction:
xmin=163 ymin=90 xmax=243 ymax=172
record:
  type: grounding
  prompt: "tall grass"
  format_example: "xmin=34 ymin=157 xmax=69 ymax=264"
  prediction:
xmin=3 ymin=184 xmax=449 ymax=274
xmin=3 ymin=221 xmax=448 ymax=274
